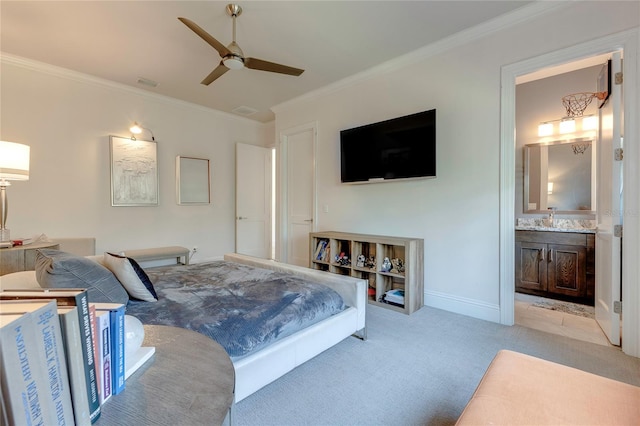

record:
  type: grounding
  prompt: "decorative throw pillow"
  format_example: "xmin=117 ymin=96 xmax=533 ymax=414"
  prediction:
xmin=103 ymin=252 xmax=158 ymax=302
xmin=35 ymin=249 xmax=129 ymax=304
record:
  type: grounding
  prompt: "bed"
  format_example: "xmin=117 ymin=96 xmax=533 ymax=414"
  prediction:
xmin=0 ymin=252 xmax=367 ymax=402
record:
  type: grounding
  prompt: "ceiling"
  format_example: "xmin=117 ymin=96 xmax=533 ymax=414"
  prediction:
xmin=1 ymin=1 xmax=534 ymax=122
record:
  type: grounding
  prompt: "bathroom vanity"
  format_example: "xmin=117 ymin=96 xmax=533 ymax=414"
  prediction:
xmin=515 ymin=224 xmax=595 ymax=303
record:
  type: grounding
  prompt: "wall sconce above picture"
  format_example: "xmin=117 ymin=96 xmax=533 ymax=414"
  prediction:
xmin=130 ymin=122 xmax=155 ymax=141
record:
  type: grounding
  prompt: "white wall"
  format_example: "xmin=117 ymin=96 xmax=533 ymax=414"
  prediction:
xmin=273 ymin=1 xmax=639 ymax=321
xmin=0 ymin=58 xmax=270 ymax=260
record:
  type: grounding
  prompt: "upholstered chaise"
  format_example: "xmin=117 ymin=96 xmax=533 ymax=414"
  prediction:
xmin=457 ymin=350 xmax=640 ymax=425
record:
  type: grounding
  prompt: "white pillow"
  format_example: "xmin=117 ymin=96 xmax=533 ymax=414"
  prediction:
xmin=102 ymin=252 xmax=158 ymax=302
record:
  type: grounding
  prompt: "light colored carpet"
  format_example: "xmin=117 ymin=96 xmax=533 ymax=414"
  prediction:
xmin=233 ymin=304 xmax=640 ymax=426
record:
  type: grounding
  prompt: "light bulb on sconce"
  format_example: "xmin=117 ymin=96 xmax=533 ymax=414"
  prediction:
xmin=129 ymin=122 xmax=155 ymax=141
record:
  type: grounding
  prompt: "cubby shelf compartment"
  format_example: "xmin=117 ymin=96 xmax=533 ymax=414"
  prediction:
xmin=310 ymin=231 xmax=424 ymax=314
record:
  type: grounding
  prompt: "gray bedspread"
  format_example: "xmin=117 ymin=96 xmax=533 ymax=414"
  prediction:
xmin=125 ymin=261 xmax=345 ymax=359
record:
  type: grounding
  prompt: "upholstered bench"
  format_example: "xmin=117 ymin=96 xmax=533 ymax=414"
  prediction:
xmin=122 ymin=246 xmax=190 ymax=265
xmin=456 ymin=349 xmax=640 ymax=425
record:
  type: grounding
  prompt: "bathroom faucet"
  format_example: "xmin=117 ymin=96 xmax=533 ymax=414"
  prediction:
xmin=547 ymin=208 xmax=556 ymax=227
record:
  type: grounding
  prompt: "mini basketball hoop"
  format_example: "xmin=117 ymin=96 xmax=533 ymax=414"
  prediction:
xmin=561 ymin=92 xmax=606 ymax=117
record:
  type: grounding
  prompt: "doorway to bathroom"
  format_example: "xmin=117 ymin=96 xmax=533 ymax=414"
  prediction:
xmin=513 ymin=57 xmax=609 ymax=344
xmin=499 ymin=30 xmax=638 ymax=355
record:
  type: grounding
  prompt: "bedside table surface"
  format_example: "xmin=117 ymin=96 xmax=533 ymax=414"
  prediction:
xmin=98 ymin=324 xmax=235 ymax=426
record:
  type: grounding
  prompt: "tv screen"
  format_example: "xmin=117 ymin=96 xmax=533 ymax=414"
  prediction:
xmin=340 ymin=109 xmax=436 ymax=183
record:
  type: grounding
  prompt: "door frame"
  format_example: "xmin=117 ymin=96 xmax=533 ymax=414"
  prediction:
xmin=499 ymin=28 xmax=639 ymax=356
xmin=276 ymin=121 xmax=318 ymax=263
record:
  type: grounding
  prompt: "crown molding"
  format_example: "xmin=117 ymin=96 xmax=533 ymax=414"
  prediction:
xmin=0 ymin=52 xmax=267 ymax=128
xmin=271 ymin=1 xmax=569 ymax=115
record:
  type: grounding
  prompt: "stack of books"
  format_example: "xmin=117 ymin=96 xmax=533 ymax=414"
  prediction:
xmin=313 ymin=240 xmax=331 ymax=263
xmin=0 ymin=289 xmax=154 ymax=425
xmin=382 ymin=289 xmax=405 ymax=307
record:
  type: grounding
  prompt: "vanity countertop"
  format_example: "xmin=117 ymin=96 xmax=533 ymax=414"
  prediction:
xmin=515 ymin=225 xmax=596 ymax=234
xmin=516 ymin=218 xmax=596 ymax=234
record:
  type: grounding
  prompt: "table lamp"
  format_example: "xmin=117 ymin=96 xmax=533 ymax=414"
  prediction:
xmin=0 ymin=141 xmax=30 ymax=243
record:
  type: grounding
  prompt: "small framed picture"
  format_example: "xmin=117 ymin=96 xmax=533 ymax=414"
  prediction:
xmin=176 ymin=156 xmax=211 ymax=205
xmin=597 ymin=59 xmax=611 ymax=109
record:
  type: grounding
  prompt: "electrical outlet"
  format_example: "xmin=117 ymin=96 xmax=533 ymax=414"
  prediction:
xmin=192 ymin=246 xmax=198 ymax=253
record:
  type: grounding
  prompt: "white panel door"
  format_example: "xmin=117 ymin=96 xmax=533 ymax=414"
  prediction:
xmin=595 ymin=52 xmax=622 ymax=346
xmin=236 ymin=143 xmax=272 ymax=259
xmin=285 ymin=127 xmax=315 ymax=267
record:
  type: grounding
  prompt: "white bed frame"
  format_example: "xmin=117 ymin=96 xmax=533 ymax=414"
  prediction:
xmin=0 ymin=251 xmax=368 ymax=404
xmin=223 ymin=253 xmax=367 ymax=402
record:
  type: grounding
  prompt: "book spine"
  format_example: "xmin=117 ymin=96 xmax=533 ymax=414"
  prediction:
xmin=96 ymin=312 xmax=112 ymax=404
xmin=31 ymin=300 xmax=75 ymax=425
xmin=75 ymin=294 xmax=101 ymax=423
xmin=95 ymin=305 xmax=126 ymax=395
xmin=58 ymin=308 xmax=92 ymax=426
xmin=0 ymin=314 xmax=51 ymax=425
xmin=110 ymin=307 xmax=125 ymax=394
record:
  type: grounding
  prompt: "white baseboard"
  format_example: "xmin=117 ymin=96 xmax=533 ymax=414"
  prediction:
xmin=424 ymin=290 xmax=501 ymax=323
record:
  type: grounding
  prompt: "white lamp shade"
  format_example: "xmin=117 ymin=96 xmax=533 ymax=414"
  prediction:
xmin=0 ymin=141 xmax=30 ymax=181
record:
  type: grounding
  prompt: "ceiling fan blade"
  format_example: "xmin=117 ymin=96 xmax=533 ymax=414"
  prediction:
xmin=201 ymin=63 xmax=229 ymax=86
xmin=178 ymin=17 xmax=231 ymax=58
xmin=244 ymin=57 xmax=304 ymax=76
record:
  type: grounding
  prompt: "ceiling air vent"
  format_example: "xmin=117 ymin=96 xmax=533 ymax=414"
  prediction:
xmin=137 ymin=77 xmax=159 ymax=88
xmin=232 ymin=106 xmax=258 ymax=116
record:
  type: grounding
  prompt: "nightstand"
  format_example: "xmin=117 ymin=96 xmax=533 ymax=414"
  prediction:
xmin=0 ymin=242 xmax=59 ymax=275
xmin=98 ymin=325 xmax=235 ymax=426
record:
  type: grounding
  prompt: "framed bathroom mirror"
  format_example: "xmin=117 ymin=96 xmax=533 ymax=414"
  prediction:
xmin=176 ymin=156 xmax=210 ymax=205
xmin=524 ymin=138 xmax=595 ymax=214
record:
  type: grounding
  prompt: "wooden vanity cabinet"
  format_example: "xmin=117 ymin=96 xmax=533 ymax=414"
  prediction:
xmin=515 ymin=230 xmax=594 ymax=303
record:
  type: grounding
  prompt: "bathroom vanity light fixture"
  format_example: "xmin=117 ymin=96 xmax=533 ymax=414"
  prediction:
xmin=130 ymin=122 xmax=155 ymax=141
xmin=537 ymin=114 xmax=598 ymax=137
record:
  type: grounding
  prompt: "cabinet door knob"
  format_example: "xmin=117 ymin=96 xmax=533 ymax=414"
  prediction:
xmin=548 ymin=248 xmax=553 ymax=262
xmin=539 ymin=248 xmax=545 ymax=262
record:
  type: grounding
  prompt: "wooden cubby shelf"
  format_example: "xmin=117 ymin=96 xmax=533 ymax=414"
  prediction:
xmin=310 ymin=231 xmax=424 ymax=314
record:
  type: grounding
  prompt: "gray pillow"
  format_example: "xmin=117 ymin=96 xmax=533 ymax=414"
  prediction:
xmin=35 ymin=249 xmax=129 ymax=304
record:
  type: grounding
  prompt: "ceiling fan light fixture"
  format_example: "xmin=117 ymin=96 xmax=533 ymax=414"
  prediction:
xmin=223 ymin=56 xmax=244 ymax=70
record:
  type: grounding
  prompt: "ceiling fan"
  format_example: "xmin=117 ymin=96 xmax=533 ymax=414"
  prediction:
xmin=179 ymin=4 xmax=304 ymax=86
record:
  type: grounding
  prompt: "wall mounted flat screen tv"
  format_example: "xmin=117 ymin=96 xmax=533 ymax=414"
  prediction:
xmin=340 ymin=109 xmax=436 ymax=184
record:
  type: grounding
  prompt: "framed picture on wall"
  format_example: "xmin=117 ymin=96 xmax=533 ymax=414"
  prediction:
xmin=109 ymin=135 xmax=158 ymax=206
xmin=597 ymin=59 xmax=611 ymax=109
xmin=176 ymin=156 xmax=211 ymax=205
